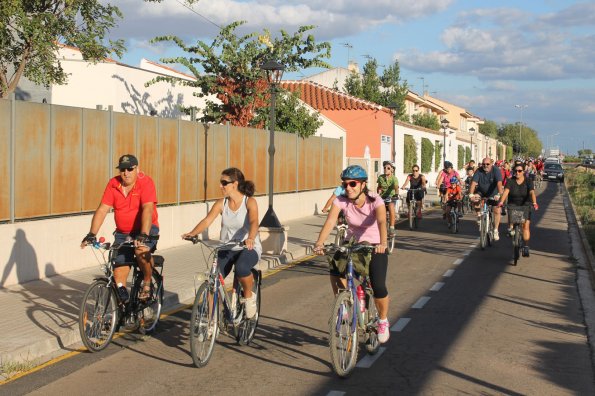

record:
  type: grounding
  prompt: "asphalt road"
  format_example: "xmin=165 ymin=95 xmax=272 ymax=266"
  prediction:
xmin=2 ymin=181 xmax=593 ymax=395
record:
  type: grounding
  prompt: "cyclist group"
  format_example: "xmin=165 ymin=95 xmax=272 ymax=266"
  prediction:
xmin=80 ymin=152 xmax=540 ymax=358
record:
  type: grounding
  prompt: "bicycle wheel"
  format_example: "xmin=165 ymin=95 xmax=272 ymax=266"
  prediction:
xmin=236 ymin=269 xmax=261 ymax=345
xmin=364 ymin=288 xmax=380 ymax=355
xmin=139 ymin=271 xmax=164 ymax=334
xmin=79 ymin=280 xmax=118 ymax=352
xmin=487 ymin=215 xmax=493 ymax=247
xmin=387 ymin=232 xmax=395 ymax=255
xmin=190 ymin=282 xmax=218 ymax=368
xmin=513 ymin=226 xmax=521 ymax=265
xmin=334 ymin=226 xmax=346 ymax=246
xmin=450 ymin=212 xmax=457 ymax=234
xmin=329 ymin=291 xmax=358 ymax=378
xmin=480 ymin=214 xmax=487 ymax=250
xmin=408 ymin=202 xmax=414 ymax=230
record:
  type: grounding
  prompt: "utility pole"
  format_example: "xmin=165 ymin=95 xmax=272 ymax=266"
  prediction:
xmin=418 ymin=77 xmax=427 ymax=95
xmin=514 ymin=104 xmax=528 ymax=155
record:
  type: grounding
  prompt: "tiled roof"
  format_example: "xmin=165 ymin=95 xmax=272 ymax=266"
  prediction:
xmin=281 ymin=81 xmax=388 ymax=112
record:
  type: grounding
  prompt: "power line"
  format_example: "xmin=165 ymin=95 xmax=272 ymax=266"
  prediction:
xmin=174 ymin=0 xmax=221 ymax=30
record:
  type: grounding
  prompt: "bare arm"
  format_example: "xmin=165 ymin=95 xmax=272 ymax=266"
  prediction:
xmin=140 ymin=202 xmax=154 ymax=235
xmin=182 ymin=199 xmax=223 ymax=238
xmin=469 ymin=181 xmax=478 ymax=195
xmin=498 ymin=188 xmax=510 ymax=205
xmin=497 ymin=181 xmax=504 ymax=195
xmin=314 ymin=204 xmax=341 ymax=251
xmin=245 ymin=197 xmax=260 ymax=250
xmin=322 ymin=193 xmax=336 ymax=213
xmin=400 ymin=176 xmax=410 ymax=190
xmin=421 ymin=175 xmax=427 ymax=188
xmin=81 ymin=203 xmax=110 ymax=248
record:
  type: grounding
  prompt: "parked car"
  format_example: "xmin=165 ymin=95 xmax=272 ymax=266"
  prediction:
xmin=582 ymin=158 xmax=593 ymax=165
xmin=543 ymin=163 xmax=564 ymax=182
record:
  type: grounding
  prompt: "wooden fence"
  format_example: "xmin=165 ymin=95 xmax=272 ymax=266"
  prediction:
xmin=0 ymin=98 xmax=342 ymax=222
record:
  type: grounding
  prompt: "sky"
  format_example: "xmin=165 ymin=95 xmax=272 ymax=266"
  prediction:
xmin=106 ymin=0 xmax=595 ymax=154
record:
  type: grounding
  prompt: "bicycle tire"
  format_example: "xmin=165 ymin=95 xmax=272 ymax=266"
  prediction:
xmin=139 ymin=271 xmax=164 ymax=334
xmin=480 ymin=214 xmax=487 ymax=250
xmin=190 ymin=282 xmax=218 ymax=368
xmin=334 ymin=227 xmax=346 ymax=246
xmin=487 ymin=215 xmax=493 ymax=247
xmin=408 ymin=203 xmax=414 ymax=230
xmin=364 ymin=288 xmax=380 ymax=355
xmin=513 ymin=226 xmax=521 ymax=265
xmin=329 ymin=291 xmax=358 ymax=378
xmin=237 ymin=269 xmax=261 ymax=345
xmin=454 ymin=213 xmax=459 ymax=234
xmin=79 ymin=279 xmax=118 ymax=352
xmin=450 ymin=212 xmax=457 ymax=234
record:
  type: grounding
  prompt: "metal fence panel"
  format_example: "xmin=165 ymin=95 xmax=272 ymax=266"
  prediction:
xmin=15 ymin=101 xmax=50 ymax=218
xmin=229 ymin=126 xmax=244 ymax=170
xmin=82 ymin=109 xmax=110 ymax=211
xmin=158 ymin=118 xmax=178 ymax=204
xmin=113 ymin=113 xmax=137 ymax=169
xmin=136 ymin=115 xmax=159 ymax=190
xmin=51 ymin=105 xmax=83 ymax=214
xmin=0 ymin=100 xmax=10 ymax=221
xmin=206 ymin=124 xmax=228 ymax=200
xmin=254 ymin=128 xmax=269 ymax=196
xmin=179 ymin=120 xmax=199 ymax=202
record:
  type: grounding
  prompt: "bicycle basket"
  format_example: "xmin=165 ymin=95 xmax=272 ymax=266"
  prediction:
xmin=509 ymin=207 xmax=529 ymax=223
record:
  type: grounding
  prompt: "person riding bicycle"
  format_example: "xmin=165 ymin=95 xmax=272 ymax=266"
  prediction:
xmin=401 ymin=164 xmax=426 ymax=218
xmin=81 ymin=154 xmax=159 ymax=302
xmin=444 ymin=177 xmax=463 ymax=224
xmin=181 ymin=167 xmax=261 ymax=318
xmin=377 ymin=161 xmax=399 ymax=235
xmin=526 ymin=160 xmax=537 ymax=183
xmin=469 ymin=157 xmax=504 ymax=241
xmin=497 ymin=163 xmax=539 ymax=257
xmin=314 ymin=165 xmax=391 ymax=343
xmin=322 ymin=184 xmax=345 ymax=213
xmin=436 ymin=161 xmax=460 ymax=205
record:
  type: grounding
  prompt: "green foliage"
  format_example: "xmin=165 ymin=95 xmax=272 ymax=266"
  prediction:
xmin=411 ymin=113 xmax=440 ymax=131
xmin=421 ymin=138 xmax=433 ymax=173
xmin=578 ymin=149 xmax=593 ymax=156
xmin=497 ymin=144 xmax=504 ymax=160
xmin=434 ymin=140 xmax=443 ymax=171
xmin=148 ymin=21 xmax=331 ymax=127
xmin=506 ymin=145 xmax=513 ymax=160
xmin=343 ymin=58 xmax=408 ymax=121
xmin=457 ymin=145 xmax=464 ymax=169
xmin=479 ymin=120 xmax=498 ymax=138
xmin=566 ymin=169 xmax=595 ymax=244
xmin=252 ymin=89 xmax=323 ymax=138
xmin=465 ymin=146 xmax=471 ymax=164
xmin=404 ymin=135 xmax=417 ymax=171
xmin=564 ymin=156 xmax=581 ymax=163
xmin=497 ymin=123 xmax=543 ymax=157
xmin=0 ymin=0 xmax=125 ymax=98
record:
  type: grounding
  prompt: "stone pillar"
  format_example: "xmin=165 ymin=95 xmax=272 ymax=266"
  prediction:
xmin=259 ymin=225 xmax=290 ymax=255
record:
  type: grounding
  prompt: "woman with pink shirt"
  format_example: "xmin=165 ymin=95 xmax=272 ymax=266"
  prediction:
xmin=314 ymin=165 xmax=390 ymax=343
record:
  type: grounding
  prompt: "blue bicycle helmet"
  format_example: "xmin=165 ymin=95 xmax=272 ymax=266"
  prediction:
xmin=450 ymin=176 xmax=459 ymax=184
xmin=340 ymin=165 xmax=368 ymax=181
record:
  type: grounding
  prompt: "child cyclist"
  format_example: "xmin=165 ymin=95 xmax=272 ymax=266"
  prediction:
xmin=445 ymin=176 xmax=463 ymax=226
xmin=314 ymin=165 xmax=391 ymax=343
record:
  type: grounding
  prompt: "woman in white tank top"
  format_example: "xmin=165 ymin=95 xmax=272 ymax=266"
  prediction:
xmin=182 ymin=168 xmax=261 ymax=318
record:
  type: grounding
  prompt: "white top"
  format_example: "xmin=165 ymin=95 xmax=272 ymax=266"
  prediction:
xmin=220 ymin=196 xmax=262 ymax=257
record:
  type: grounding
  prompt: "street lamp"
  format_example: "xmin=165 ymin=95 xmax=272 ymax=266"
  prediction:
xmin=441 ymin=118 xmax=450 ymax=163
xmin=259 ymin=59 xmax=285 ymax=227
xmin=469 ymin=127 xmax=476 ymax=163
xmin=387 ymin=103 xmax=399 ymax=162
xmin=514 ymin=104 xmax=528 ymax=155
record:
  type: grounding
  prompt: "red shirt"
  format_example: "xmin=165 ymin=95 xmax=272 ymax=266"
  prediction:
xmin=101 ymin=174 xmax=159 ymax=233
xmin=446 ymin=185 xmax=462 ymax=201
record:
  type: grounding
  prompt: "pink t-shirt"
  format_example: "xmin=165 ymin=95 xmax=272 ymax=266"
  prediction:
xmin=333 ymin=194 xmax=383 ymax=244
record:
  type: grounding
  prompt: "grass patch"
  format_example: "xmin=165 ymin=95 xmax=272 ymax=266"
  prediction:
xmin=566 ymin=167 xmax=595 ymax=255
xmin=0 ymin=358 xmax=37 ymax=379
xmin=585 ymin=225 xmax=595 ymax=256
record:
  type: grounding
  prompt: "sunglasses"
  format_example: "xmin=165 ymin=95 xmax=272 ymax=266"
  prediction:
xmin=481 ymin=163 xmax=491 ymax=166
xmin=412 ymin=169 xmax=419 ymax=172
xmin=119 ymin=167 xmax=136 ymax=172
xmin=220 ymin=179 xmax=234 ymax=186
xmin=515 ymin=169 xmax=524 ymax=173
xmin=384 ymin=166 xmax=392 ymax=170
xmin=342 ymin=180 xmax=361 ymax=188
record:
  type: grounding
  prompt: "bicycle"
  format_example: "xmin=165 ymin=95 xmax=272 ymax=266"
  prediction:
xmin=323 ymin=243 xmax=380 ymax=378
xmin=404 ymin=188 xmax=424 ymax=230
xmin=79 ymin=237 xmax=164 ymax=352
xmin=534 ymin=173 xmax=542 ymax=189
xmin=184 ymin=236 xmax=262 ymax=368
xmin=508 ymin=205 xmax=531 ymax=265
xmin=334 ymin=210 xmax=348 ymax=246
xmin=446 ymin=200 xmax=462 ymax=234
xmin=383 ymin=197 xmax=398 ymax=254
xmin=478 ymin=197 xmax=498 ymax=250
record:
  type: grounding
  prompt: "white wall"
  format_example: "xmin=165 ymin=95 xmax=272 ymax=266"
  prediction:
xmin=0 ymin=190 xmax=332 ymax=288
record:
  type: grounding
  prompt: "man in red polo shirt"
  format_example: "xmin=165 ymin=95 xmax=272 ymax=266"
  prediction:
xmin=81 ymin=154 xmax=159 ymax=302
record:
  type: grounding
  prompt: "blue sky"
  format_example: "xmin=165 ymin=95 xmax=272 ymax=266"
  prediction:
xmin=108 ymin=0 xmax=595 ymax=154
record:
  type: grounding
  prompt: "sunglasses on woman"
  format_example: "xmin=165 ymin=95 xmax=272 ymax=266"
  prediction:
xmin=220 ymin=179 xmax=234 ymax=186
xmin=514 ymin=169 xmax=524 ymax=173
xmin=342 ymin=180 xmax=361 ymax=188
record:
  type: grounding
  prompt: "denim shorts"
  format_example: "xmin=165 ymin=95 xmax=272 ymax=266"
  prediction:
xmin=113 ymin=225 xmax=159 ymax=266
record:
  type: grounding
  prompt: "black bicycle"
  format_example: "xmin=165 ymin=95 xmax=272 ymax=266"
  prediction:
xmin=79 ymin=238 xmax=164 ymax=352
xmin=446 ymin=199 xmax=462 ymax=234
xmin=184 ymin=237 xmax=262 ymax=368
xmin=508 ymin=205 xmax=531 ymax=265
xmin=383 ymin=197 xmax=397 ymax=254
xmin=404 ymin=188 xmax=424 ymax=230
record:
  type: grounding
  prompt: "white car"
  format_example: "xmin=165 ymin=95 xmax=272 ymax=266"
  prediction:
xmin=544 ymin=157 xmax=560 ymax=164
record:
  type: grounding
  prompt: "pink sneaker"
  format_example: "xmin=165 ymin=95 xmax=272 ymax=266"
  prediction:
xmin=377 ymin=319 xmax=390 ymax=343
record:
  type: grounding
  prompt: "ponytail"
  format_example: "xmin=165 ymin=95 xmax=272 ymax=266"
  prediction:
xmin=221 ymin=167 xmax=255 ymax=197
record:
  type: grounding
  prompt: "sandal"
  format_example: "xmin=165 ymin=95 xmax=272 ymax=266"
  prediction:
xmin=139 ymin=282 xmax=151 ymax=301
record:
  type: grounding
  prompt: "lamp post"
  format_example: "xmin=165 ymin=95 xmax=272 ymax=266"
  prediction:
xmin=259 ymin=59 xmax=285 ymax=227
xmin=441 ymin=118 xmax=450 ymax=163
xmin=387 ymin=103 xmax=399 ymax=163
xmin=548 ymin=132 xmax=559 ymax=151
xmin=514 ymin=104 xmax=528 ymax=155
xmin=469 ymin=127 xmax=476 ymax=163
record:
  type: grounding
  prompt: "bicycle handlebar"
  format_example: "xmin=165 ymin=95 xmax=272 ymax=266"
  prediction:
xmin=184 ymin=237 xmax=245 ymax=251
xmin=321 ymin=243 xmax=375 ymax=255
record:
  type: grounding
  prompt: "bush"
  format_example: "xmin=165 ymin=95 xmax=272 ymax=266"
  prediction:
xmin=465 ymin=147 xmax=471 ymax=164
xmin=497 ymin=144 xmax=504 ymax=160
xmin=506 ymin=145 xmax=513 ymax=160
xmin=457 ymin=145 xmax=464 ymax=169
xmin=411 ymin=113 xmax=440 ymax=131
xmin=404 ymin=135 xmax=418 ymax=171
xmin=434 ymin=140 xmax=443 ymax=171
xmin=421 ymin=138 xmax=433 ymax=173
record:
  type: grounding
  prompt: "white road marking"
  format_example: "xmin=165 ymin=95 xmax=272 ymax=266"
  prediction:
xmin=356 ymin=347 xmax=387 ymax=368
xmin=430 ymin=282 xmax=445 ymax=291
xmin=453 ymin=258 xmax=463 ymax=265
xmin=412 ymin=296 xmax=431 ymax=309
xmin=326 ymin=392 xmax=345 ymax=396
xmin=463 ymin=250 xmax=472 ymax=256
xmin=391 ymin=317 xmax=411 ymax=332
xmin=443 ymin=269 xmax=455 ymax=277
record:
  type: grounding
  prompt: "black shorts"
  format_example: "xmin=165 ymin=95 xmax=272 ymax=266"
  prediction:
xmin=113 ymin=225 xmax=159 ymax=266
xmin=406 ymin=189 xmax=425 ymax=202
xmin=217 ymin=249 xmax=259 ymax=278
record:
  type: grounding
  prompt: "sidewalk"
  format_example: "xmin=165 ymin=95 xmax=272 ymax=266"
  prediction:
xmin=0 ymin=191 xmax=442 ymax=371
xmin=0 ymin=214 xmax=330 ymax=370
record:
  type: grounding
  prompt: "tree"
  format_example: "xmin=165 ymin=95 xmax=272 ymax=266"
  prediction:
xmin=421 ymin=138 xmax=433 ymax=173
xmin=578 ymin=149 xmax=593 ymax=156
xmin=344 ymin=58 xmax=408 ymax=121
xmin=411 ymin=113 xmax=440 ymax=131
xmin=497 ymin=123 xmax=543 ymax=157
xmin=148 ymin=21 xmax=331 ymax=128
xmin=0 ymin=0 xmax=125 ymax=98
xmin=479 ymin=120 xmax=498 ymax=138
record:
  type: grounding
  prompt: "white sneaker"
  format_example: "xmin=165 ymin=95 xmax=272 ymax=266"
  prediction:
xmin=241 ymin=294 xmax=258 ymax=319
xmin=493 ymin=229 xmax=500 ymax=241
xmin=377 ymin=319 xmax=390 ymax=343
